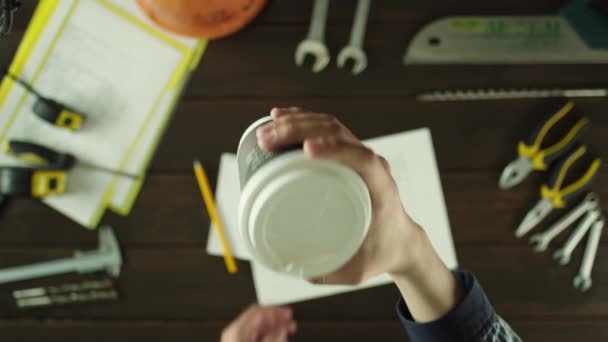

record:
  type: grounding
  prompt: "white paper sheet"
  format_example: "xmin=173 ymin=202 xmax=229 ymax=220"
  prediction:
xmin=253 ymin=269 xmax=393 ymax=306
xmin=206 ymin=128 xmax=458 ymax=305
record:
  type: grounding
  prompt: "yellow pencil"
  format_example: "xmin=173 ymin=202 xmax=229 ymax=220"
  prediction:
xmin=193 ymin=160 xmax=238 ymax=274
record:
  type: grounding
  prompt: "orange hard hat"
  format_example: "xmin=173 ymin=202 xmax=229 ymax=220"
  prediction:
xmin=136 ymin=0 xmax=268 ymax=40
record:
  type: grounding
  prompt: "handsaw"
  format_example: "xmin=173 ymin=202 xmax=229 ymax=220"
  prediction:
xmin=404 ymin=0 xmax=608 ymax=64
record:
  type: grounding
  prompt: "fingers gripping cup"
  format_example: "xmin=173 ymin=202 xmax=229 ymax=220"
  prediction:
xmin=238 ymin=117 xmax=372 ymax=278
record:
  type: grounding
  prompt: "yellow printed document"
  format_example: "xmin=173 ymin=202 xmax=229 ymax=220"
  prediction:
xmin=0 ymin=0 xmax=205 ymax=228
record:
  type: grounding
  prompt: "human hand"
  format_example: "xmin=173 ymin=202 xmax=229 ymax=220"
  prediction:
xmin=221 ymin=304 xmax=297 ymax=342
xmin=256 ymin=108 xmax=426 ymax=285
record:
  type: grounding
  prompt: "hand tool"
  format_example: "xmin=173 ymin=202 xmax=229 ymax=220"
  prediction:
xmin=417 ymin=88 xmax=608 ymax=102
xmin=16 ymin=289 xmax=118 ymax=308
xmin=0 ymin=0 xmax=20 ymax=37
xmin=337 ymin=0 xmax=370 ymax=75
xmin=528 ymin=192 xmax=600 ymax=251
xmin=553 ymin=208 xmax=602 ymax=265
xmin=516 ymin=147 xmax=601 ymax=238
xmin=13 ymin=279 xmax=114 ymax=299
xmin=1 ymin=66 xmax=84 ymax=131
xmin=0 ymin=167 xmax=66 ymax=198
xmin=0 ymin=226 xmax=122 ymax=285
xmin=3 ymin=140 xmax=139 ymax=178
xmin=3 ymin=140 xmax=75 ymax=169
xmin=295 ymin=0 xmax=330 ymax=73
xmin=573 ymin=218 xmax=604 ymax=292
xmin=404 ymin=0 xmax=608 ymax=64
xmin=499 ymin=101 xmax=588 ymax=189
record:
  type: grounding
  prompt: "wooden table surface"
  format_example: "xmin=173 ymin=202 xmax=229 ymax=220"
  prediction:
xmin=2 ymin=1 xmax=608 ymax=341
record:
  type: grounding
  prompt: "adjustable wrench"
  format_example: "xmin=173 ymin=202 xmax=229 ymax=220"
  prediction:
xmin=295 ymin=0 xmax=330 ymax=73
xmin=337 ymin=0 xmax=371 ymax=75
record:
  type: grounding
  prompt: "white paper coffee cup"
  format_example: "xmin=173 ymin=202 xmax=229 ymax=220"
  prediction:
xmin=237 ymin=116 xmax=372 ymax=278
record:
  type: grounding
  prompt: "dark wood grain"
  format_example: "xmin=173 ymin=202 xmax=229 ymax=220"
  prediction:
xmin=0 ymin=246 xmax=607 ymax=320
xmin=7 ymin=0 xmax=568 ymax=33
xmin=0 ymin=172 xmax=607 ymax=247
xmin=154 ymin=98 xmax=608 ymax=171
xmin=255 ymin=0 xmax=567 ymax=24
xmin=4 ymin=4 xmax=608 ymax=99
xmin=191 ymin=29 xmax=608 ymax=98
xmin=2 ymin=0 xmax=608 ymax=341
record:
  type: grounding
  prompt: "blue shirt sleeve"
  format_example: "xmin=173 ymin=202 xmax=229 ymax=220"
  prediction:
xmin=396 ymin=271 xmax=521 ymax=342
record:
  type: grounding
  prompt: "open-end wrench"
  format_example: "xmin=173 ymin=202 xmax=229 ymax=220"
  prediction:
xmin=337 ymin=0 xmax=371 ymax=75
xmin=573 ymin=218 xmax=604 ymax=292
xmin=529 ymin=193 xmax=599 ymax=252
xmin=553 ymin=209 xmax=601 ymax=265
xmin=295 ymin=0 xmax=330 ymax=73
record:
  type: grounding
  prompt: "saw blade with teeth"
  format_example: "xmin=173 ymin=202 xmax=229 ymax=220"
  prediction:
xmin=417 ymin=88 xmax=608 ymax=101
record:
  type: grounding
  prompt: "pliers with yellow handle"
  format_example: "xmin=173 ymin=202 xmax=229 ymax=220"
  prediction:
xmin=515 ymin=145 xmax=601 ymax=238
xmin=499 ymin=101 xmax=589 ymax=189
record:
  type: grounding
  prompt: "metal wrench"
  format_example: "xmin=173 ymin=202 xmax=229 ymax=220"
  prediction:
xmin=553 ymin=208 xmax=601 ymax=265
xmin=573 ymin=218 xmax=604 ymax=292
xmin=337 ymin=0 xmax=371 ymax=75
xmin=529 ymin=193 xmax=599 ymax=252
xmin=295 ymin=0 xmax=330 ymax=73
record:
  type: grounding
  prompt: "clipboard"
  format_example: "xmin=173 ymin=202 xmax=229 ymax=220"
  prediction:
xmin=0 ymin=0 xmax=206 ymax=228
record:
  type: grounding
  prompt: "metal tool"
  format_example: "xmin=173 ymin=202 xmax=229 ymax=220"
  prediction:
xmin=573 ymin=218 xmax=604 ymax=292
xmin=417 ymin=88 xmax=608 ymax=102
xmin=295 ymin=0 xmax=330 ymax=73
xmin=516 ymin=148 xmax=601 ymax=238
xmin=0 ymin=226 xmax=122 ymax=285
xmin=499 ymin=101 xmax=588 ymax=189
xmin=337 ymin=0 xmax=371 ymax=75
xmin=553 ymin=208 xmax=602 ymax=264
xmin=528 ymin=192 xmax=599 ymax=251
xmin=13 ymin=279 xmax=114 ymax=299
xmin=404 ymin=0 xmax=608 ymax=64
xmin=1 ymin=66 xmax=84 ymax=131
xmin=3 ymin=140 xmax=139 ymax=178
xmin=16 ymin=289 xmax=118 ymax=308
